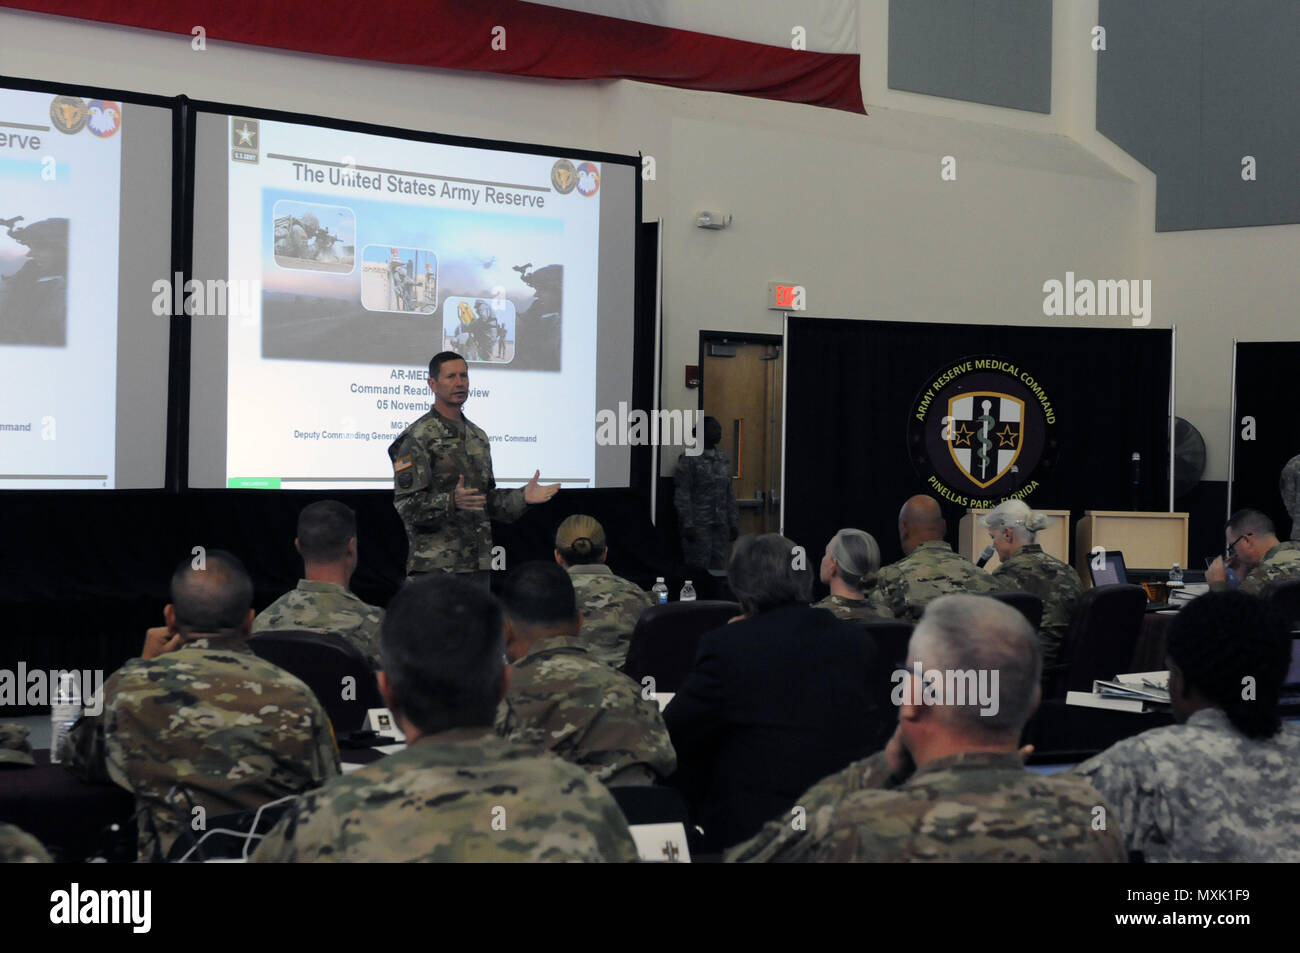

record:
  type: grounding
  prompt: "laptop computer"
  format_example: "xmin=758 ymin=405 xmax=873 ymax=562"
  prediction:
xmin=1089 ymin=551 xmax=1127 ymax=587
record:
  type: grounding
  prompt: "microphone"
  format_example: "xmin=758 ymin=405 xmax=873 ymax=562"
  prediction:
xmin=976 ymin=543 xmax=996 ymax=568
xmin=1131 ymin=451 xmax=1141 ymax=510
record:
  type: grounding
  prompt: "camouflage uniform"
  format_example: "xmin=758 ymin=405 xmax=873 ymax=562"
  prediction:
xmin=566 ymin=563 xmax=653 ymax=668
xmin=388 ymin=408 xmax=527 ymax=575
xmin=249 ymin=728 xmax=641 ymax=862
xmin=496 ymin=635 xmax=676 ymax=785
xmin=1075 ymin=707 xmax=1300 ymax=862
xmin=673 ymin=448 xmax=737 ymax=569
xmin=990 ymin=544 xmax=1082 ymax=668
xmin=867 ymin=540 xmax=999 ymax=621
xmin=1281 ymin=454 xmax=1300 ymax=541
xmin=811 ymin=593 xmax=895 ymax=624
xmin=0 ymin=823 xmax=51 ymax=863
xmin=727 ymin=750 xmax=1124 ymax=863
xmin=1236 ymin=541 xmax=1300 ymax=598
xmin=254 ymin=579 xmax=384 ymax=670
xmin=0 ymin=722 xmax=36 ymax=766
xmin=61 ymin=636 xmax=340 ymax=861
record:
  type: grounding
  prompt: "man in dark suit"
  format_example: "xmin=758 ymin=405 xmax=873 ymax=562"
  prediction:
xmin=663 ymin=533 xmax=896 ymax=853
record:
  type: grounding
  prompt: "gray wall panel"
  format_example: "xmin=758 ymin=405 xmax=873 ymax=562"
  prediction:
xmin=888 ymin=0 xmax=1052 ymax=113
xmin=1097 ymin=0 xmax=1300 ymax=231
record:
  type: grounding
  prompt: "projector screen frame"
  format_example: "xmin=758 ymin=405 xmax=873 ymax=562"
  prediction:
xmin=179 ymin=96 xmax=650 ymax=497
xmin=0 ymin=73 xmax=183 ymax=494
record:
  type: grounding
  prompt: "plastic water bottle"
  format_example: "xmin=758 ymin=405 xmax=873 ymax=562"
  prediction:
xmin=1168 ymin=562 xmax=1184 ymax=589
xmin=49 ymin=672 xmax=81 ymax=764
xmin=652 ymin=577 xmax=669 ymax=605
xmin=680 ymin=579 xmax=697 ymax=602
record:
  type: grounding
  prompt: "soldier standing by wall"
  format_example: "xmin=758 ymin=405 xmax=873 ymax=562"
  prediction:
xmin=673 ymin=416 xmax=738 ymax=570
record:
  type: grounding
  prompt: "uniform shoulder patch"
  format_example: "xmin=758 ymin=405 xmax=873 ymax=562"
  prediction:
xmin=393 ymin=455 xmax=414 ymax=472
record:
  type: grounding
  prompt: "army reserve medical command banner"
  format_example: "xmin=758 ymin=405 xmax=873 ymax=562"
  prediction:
xmin=782 ymin=317 xmax=1173 ymax=566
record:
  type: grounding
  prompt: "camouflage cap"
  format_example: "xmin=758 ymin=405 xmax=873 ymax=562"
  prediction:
xmin=0 ymin=723 xmax=36 ymax=766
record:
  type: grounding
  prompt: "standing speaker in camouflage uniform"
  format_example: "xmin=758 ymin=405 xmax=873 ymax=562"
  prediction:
xmin=673 ymin=416 xmax=738 ymax=570
xmin=553 ymin=514 xmax=652 ymax=669
xmin=388 ymin=352 xmax=560 ymax=582
xmin=983 ymin=500 xmax=1082 ymax=670
xmin=812 ymin=528 xmax=894 ymax=623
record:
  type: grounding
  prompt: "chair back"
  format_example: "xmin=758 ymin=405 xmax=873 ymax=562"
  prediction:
xmin=250 ymin=629 xmax=382 ymax=734
xmin=988 ymin=590 xmax=1045 ymax=631
xmin=623 ymin=601 xmax=741 ymax=692
xmin=1053 ymin=584 xmax=1148 ymax=697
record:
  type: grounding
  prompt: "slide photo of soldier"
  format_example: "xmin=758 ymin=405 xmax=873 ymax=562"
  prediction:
xmin=0 ymin=211 xmax=68 ymax=347
xmin=360 ymin=244 xmax=438 ymax=314
xmin=260 ymin=188 xmax=562 ymax=368
xmin=442 ymin=295 xmax=515 ymax=364
xmin=272 ymin=199 xmax=355 ymax=274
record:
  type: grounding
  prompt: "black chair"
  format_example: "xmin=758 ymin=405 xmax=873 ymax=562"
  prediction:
xmin=609 ymin=784 xmax=691 ymax=828
xmin=988 ymin=590 xmax=1044 ymax=631
xmin=622 ymin=601 xmax=741 ymax=693
xmin=1268 ymin=579 xmax=1300 ymax=631
xmin=858 ymin=619 xmax=914 ymax=672
xmin=249 ymin=629 xmax=382 ymax=734
xmin=165 ymin=800 xmax=294 ymax=862
xmin=1049 ymin=584 xmax=1148 ymax=698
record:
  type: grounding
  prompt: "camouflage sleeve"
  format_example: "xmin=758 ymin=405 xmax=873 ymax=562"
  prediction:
xmin=726 ymin=754 xmax=889 ymax=862
xmin=672 ymin=454 xmax=694 ymax=529
xmin=866 ymin=567 xmax=903 ymax=619
xmin=390 ymin=434 xmax=455 ymax=535
xmin=309 ymin=697 xmax=342 ymax=783
xmin=1237 ymin=567 xmax=1267 ymax=599
xmin=487 ymin=486 xmax=528 ymax=524
xmin=0 ymin=823 xmax=52 ymax=863
xmin=58 ymin=711 xmax=111 ymax=783
xmin=1073 ymin=743 xmax=1152 ymax=858
xmin=247 ymin=793 xmax=323 ymax=863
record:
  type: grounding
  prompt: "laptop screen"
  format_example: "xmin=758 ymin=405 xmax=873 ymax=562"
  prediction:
xmin=1091 ymin=551 xmax=1127 ymax=587
xmin=1285 ymin=637 xmax=1300 ymax=689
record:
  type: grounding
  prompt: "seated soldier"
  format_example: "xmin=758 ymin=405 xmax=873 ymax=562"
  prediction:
xmin=251 ymin=575 xmax=640 ymax=862
xmin=554 ymin=514 xmax=652 ymax=669
xmin=62 ymin=551 xmax=340 ymax=861
xmin=1207 ymin=508 xmax=1300 ymax=597
xmin=983 ymin=500 xmax=1082 ymax=672
xmin=1075 ymin=591 xmax=1300 ymax=861
xmin=868 ymin=495 xmax=998 ymax=620
xmin=728 ymin=594 xmax=1125 ymax=863
xmin=812 ymin=528 xmax=894 ymax=623
xmin=496 ymin=561 xmax=675 ymax=786
xmin=254 ymin=499 xmax=383 ymax=669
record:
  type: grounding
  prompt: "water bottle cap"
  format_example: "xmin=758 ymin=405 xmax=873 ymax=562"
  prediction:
xmin=685 ymin=579 xmax=692 ymax=585
xmin=655 ymin=577 xmax=664 ymax=583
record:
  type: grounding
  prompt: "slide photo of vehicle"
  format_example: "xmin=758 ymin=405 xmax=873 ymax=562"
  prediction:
xmin=443 ymin=296 xmax=515 ymax=365
xmin=0 ymin=212 xmax=68 ymax=348
xmin=361 ymin=244 xmax=437 ymax=314
xmin=272 ymin=199 xmax=355 ymax=274
xmin=260 ymin=189 xmax=562 ymax=370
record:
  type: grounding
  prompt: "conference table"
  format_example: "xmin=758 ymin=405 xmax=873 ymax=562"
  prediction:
xmin=0 ymin=745 xmax=393 ymax=862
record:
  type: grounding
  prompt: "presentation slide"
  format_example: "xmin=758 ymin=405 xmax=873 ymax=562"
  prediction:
xmin=0 ymin=83 xmax=173 ymax=489
xmin=189 ymin=111 xmax=638 ymax=490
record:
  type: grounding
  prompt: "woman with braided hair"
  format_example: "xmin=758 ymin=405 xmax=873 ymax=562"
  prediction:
xmin=553 ymin=514 xmax=652 ymax=670
xmin=813 ymin=529 xmax=893 ymax=623
xmin=1075 ymin=591 xmax=1300 ymax=861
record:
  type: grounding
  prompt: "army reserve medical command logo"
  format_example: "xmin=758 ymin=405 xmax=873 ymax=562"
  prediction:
xmin=907 ymin=356 xmax=1061 ymax=507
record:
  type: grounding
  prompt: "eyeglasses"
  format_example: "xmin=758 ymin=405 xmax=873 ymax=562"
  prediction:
xmin=1227 ymin=533 xmax=1252 ymax=558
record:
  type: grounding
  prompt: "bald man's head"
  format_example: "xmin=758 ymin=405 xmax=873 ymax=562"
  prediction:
xmin=899 ymin=494 xmax=946 ymax=554
xmin=169 ymin=550 xmax=255 ymax=638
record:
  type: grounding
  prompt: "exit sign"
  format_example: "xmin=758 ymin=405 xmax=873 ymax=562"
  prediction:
xmin=767 ymin=282 xmax=806 ymax=310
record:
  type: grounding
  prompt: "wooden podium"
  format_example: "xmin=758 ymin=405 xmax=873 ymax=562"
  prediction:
xmin=957 ymin=509 xmax=1071 ymax=573
xmin=1073 ymin=511 xmax=1189 ymax=586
